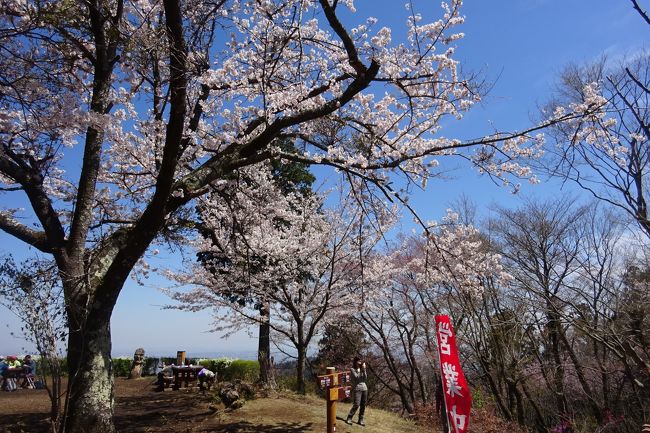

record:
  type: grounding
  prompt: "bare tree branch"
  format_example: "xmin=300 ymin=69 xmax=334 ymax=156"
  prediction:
xmin=631 ymin=0 xmax=650 ymax=25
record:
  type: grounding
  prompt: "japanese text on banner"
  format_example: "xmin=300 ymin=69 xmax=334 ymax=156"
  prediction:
xmin=435 ymin=315 xmax=472 ymax=433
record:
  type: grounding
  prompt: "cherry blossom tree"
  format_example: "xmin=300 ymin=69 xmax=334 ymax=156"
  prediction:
xmin=167 ymin=166 xmax=392 ymax=393
xmin=193 ymin=138 xmax=314 ymax=388
xmin=0 ymin=256 xmax=67 ymax=430
xmin=357 ymin=212 xmax=510 ymax=415
xmin=0 ymin=0 xmax=586 ymax=430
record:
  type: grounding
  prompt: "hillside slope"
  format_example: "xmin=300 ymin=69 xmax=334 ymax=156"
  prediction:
xmin=216 ymin=393 xmax=434 ymax=433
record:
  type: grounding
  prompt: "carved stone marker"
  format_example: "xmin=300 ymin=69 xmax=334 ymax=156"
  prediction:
xmin=128 ymin=348 xmax=145 ymax=379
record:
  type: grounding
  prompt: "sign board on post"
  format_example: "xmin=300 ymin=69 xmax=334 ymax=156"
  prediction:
xmin=435 ymin=315 xmax=472 ymax=433
xmin=316 ymin=369 xmax=353 ymax=433
xmin=318 ymin=372 xmax=350 ymax=389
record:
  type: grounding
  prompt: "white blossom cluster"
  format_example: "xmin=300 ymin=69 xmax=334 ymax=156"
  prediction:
xmin=365 ymin=210 xmax=510 ymax=308
xmin=552 ymin=82 xmax=629 ymax=168
xmin=165 ymin=163 xmax=389 ymax=340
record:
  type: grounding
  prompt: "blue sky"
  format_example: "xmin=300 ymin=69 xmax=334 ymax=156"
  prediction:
xmin=1 ymin=0 xmax=647 ymax=358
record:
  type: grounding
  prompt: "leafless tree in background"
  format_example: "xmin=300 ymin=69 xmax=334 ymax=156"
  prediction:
xmin=543 ymin=54 xmax=650 ymax=238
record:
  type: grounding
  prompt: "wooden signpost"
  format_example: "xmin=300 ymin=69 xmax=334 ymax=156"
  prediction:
xmin=176 ymin=350 xmax=186 ymax=366
xmin=317 ymin=367 xmax=352 ymax=433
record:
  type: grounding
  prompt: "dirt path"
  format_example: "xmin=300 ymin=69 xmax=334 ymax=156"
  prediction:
xmin=0 ymin=378 xmax=220 ymax=433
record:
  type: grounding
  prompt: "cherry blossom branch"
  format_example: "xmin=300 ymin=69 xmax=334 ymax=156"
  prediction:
xmin=317 ymin=0 xmax=366 ymax=75
xmin=0 ymin=213 xmax=53 ymax=253
xmin=88 ymin=219 xmax=136 ymax=230
xmin=91 ymin=0 xmax=188 ymax=305
xmin=173 ymin=68 xmax=381 ymax=202
xmin=0 ymin=151 xmax=66 ymax=254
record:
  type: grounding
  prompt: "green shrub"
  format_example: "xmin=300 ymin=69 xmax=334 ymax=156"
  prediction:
xmin=275 ymin=372 xmax=318 ymax=394
xmin=33 ymin=356 xmax=67 ymax=377
xmin=196 ymin=358 xmax=259 ymax=382
xmin=223 ymin=359 xmax=259 ymax=382
xmin=117 ymin=356 xmax=258 ymax=381
xmin=197 ymin=357 xmax=233 ymax=379
xmin=112 ymin=357 xmax=132 ymax=377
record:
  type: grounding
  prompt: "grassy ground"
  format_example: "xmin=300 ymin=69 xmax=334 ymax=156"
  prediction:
xmin=0 ymin=378 xmax=436 ymax=433
xmin=216 ymin=393 xmax=433 ymax=433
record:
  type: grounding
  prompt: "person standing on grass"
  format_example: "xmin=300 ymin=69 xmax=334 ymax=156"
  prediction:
xmin=346 ymin=356 xmax=368 ymax=426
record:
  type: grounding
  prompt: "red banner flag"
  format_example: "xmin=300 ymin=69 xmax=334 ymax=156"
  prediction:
xmin=435 ymin=315 xmax=472 ymax=433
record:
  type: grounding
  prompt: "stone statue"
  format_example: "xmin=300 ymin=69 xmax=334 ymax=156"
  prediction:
xmin=128 ymin=347 xmax=145 ymax=379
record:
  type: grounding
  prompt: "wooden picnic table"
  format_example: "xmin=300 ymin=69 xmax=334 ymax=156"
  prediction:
xmin=2 ymin=367 xmax=34 ymax=391
xmin=4 ymin=367 xmax=28 ymax=378
xmin=171 ymin=365 xmax=204 ymax=390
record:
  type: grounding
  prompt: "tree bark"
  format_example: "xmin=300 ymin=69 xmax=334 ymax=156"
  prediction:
xmin=62 ymin=311 xmax=115 ymax=433
xmin=296 ymin=345 xmax=306 ymax=394
xmin=547 ymin=303 xmax=568 ymax=415
xmin=257 ymin=303 xmax=276 ymax=389
xmin=483 ymin=370 xmax=513 ymax=420
xmin=520 ymin=380 xmax=547 ymax=433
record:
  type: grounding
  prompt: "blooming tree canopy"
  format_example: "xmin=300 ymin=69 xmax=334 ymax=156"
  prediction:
xmin=166 ymin=164 xmax=392 ymax=392
xmin=355 ymin=212 xmax=510 ymax=414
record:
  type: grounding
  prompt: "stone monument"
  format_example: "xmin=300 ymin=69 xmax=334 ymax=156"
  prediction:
xmin=128 ymin=347 xmax=145 ymax=379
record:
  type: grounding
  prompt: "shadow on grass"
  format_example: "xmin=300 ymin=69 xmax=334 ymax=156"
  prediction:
xmin=113 ymin=390 xmax=215 ymax=432
xmin=216 ymin=421 xmax=314 ymax=432
xmin=0 ymin=412 xmax=50 ymax=433
xmin=336 ymin=415 xmax=362 ymax=432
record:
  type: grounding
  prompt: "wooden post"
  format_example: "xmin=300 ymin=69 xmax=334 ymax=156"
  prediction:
xmin=326 ymin=367 xmax=337 ymax=433
xmin=317 ymin=369 xmax=351 ymax=433
xmin=176 ymin=350 xmax=186 ymax=366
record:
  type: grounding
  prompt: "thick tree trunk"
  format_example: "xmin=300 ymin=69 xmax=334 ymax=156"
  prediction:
xmin=62 ymin=314 xmax=115 ymax=433
xmin=506 ymin=379 xmax=516 ymax=418
xmin=487 ymin=372 xmax=513 ymax=420
xmin=476 ymin=352 xmax=513 ymax=420
xmin=296 ymin=345 xmax=306 ymax=394
xmin=512 ymin=382 xmax=525 ymax=425
xmin=48 ymin=371 xmax=62 ymax=431
xmin=396 ymin=382 xmax=415 ymax=415
xmin=257 ymin=303 xmax=276 ymax=389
